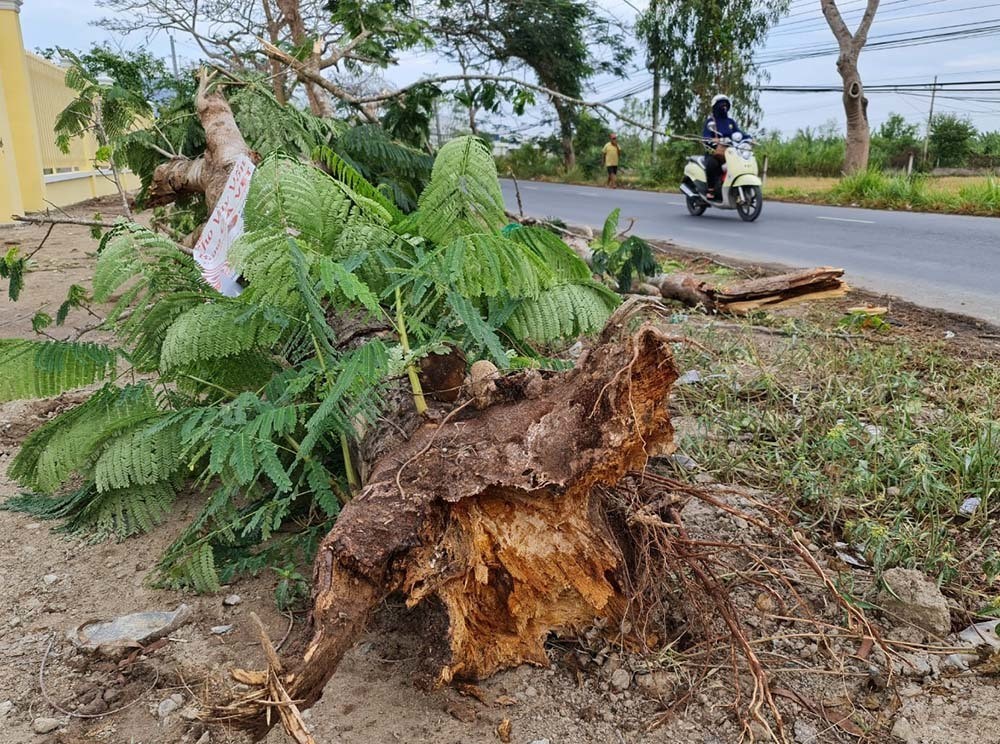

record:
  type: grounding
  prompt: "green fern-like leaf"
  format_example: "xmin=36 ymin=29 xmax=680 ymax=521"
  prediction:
xmin=244 ymin=156 xmax=354 ymax=248
xmin=0 ymin=339 xmax=118 ymax=402
xmin=506 ymin=226 xmax=593 ymax=283
xmin=433 ymin=233 xmax=550 ymax=300
xmin=413 ymin=136 xmax=506 ymax=243
xmin=159 ymin=302 xmax=282 ymax=372
xmin=313 ymin=145 xmax=404 ymax=224
xmin=506 ymin=282 xmax=620 ymax=343
xmin=9 ymin=384 xmax=159 ymax=494
xmin=159 ymin=542 xmax=221 ymax=593
xmin=94 ymin=420 xmax=183 ymax=492
xmin=3 ymin=481 xmax=171 ymax=541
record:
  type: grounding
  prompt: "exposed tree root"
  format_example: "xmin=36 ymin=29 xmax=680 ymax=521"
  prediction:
xmin=211 ymin=299 xmax=681 ymax=737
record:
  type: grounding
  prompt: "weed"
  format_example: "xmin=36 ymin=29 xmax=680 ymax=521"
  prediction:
xmin=671 ymin=319 xmax=1000 ymax=599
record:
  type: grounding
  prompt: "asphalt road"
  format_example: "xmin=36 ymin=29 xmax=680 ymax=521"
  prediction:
xmin=500 ymin=179 xmax=1000 ymax=325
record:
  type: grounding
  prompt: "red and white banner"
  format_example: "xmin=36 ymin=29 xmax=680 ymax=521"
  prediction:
xmin=193 ymin=155 xmax=255 ymax=297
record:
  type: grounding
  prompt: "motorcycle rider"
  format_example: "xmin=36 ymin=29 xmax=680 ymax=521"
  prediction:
xmin=702 ymin=94 xmax=745 ymax=201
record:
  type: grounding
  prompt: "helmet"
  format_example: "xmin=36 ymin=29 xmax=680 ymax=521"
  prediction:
xmin=711 ymin=94 xmax=731 ymax=108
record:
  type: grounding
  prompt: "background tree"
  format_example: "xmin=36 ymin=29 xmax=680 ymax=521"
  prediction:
xmin=428 ymin=0 xmax=631 ymax=169
xmin=640 ymin=0 xmax=789 ymax=135
xmin=51 ymin=46 xmax=175 ymax=217
xmin=96 ymin=0 xmax=426 ymax=118
xmin=635 ymin=0 xmax=667 ymax=153
xmin=821 ymin=0 xmax=880 ymax=174
xmin=929 ymin=115 xmax=978 ymax=168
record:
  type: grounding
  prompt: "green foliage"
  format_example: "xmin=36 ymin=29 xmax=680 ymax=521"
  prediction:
xmin=414 ymin=137 xmax=506 ymax=243
xmin=6 ymin=134 xmax=616 ymax=594
xmin=0 ymin=340 xmax=118 ymax=402
xmin=1 ymin=246 xmax=26 ymax=302
xmin=640 ymin=0 xmax=789 ymax=132
xmin=930 ymin=114 xmax=978 ymax=168
xmin=590 ymin=209 xmax=658 ymax=292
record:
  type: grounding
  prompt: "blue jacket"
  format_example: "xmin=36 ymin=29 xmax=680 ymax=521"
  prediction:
xmin=703 ymin=115 xmax=743 ymax=148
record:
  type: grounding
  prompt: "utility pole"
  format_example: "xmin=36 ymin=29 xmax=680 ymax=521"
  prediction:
xmin=169 ymin=35 xmax=179 ymax=77
xmin=922 ymin=75 xmax=937 ymax=166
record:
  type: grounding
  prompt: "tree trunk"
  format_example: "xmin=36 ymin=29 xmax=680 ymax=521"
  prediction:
xmin=839 ymin=58 xmax=870 ymax=174
xmin=261 ymin=0 xmax=289 ymax=105
xmin=213 ymin=302 xmax=680 ymax=739
xmin=147 ymin=71 xmax=254 ymax=212
xmin=651 ymin=67 xmax=661 ymax=154
xmin=275 ymin=0 xmax=333 ymax=117
xmin=821 ymin=0 xmax=879 ymax=174
xmin=553 ymin=99 xmax=576 ymax=171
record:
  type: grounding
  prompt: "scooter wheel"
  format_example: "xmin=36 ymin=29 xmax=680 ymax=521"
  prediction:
xmin=686 ymin=196 xmax=707 ymax=216
xmin=736 ymin=186 xmax=763 ymax=222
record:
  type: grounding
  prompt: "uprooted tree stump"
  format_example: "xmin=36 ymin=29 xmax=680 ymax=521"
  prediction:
xmin=211 ymin=301 xmax=683 ymax=738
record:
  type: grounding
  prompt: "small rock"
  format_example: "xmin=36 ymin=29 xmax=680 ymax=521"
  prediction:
xmin=26 ymin=522 xmax=41 ymax=530
xmin=210 ymin=624 xmax=234 ymax=635
xmin=158 ymin=697 xmax=180 ymax=718
xmin=72 ymin=604 xmax=192 ymax=654
xmin=524 ymin=685 xmax=538 ymax=698
xmin=610 ymin=667 xmax=631 ymax=690
xmin=32 ymin=717 xmax=61 ymax=734
xmin=42 ymin=574 xmax=58 ymax=586
xmin=9 ymin=617 xmax=21 ymax=627
xmin=222 ymin=594 xmax=242 ymax=607
xmin=942 ymin=653 xmax=973 ymax=672
xmin=635 ymin=670 xmax=674 ymax=698
xmin=103 ymin=688 xmax=122 ymax=703
xmin=676 ymin=369 xmax=703 ymax=385
xmin=667 ymin=453 xmax=698 ymax=470
xmin=890 ymin=716 xmax=916 ymax=742
xmin=78 ymin=697 xmax=108 ymax=716
xmin=880 ymin=568 xmax=951 ymax=636
xmin=793 ymin=718 xmax=818 ymax=743
xmin=0 ymin=700 xmax=13 ymax=718
xmin=180 ymin=706 xmax=200 ymax=721
xmin=170 ymin=693 xmax=185 ymax=706
xmin=195 ymin=733 xmax=210 ymax=744
xmin=960 ymin=497 xmax=981 ymax=517
xmin=886 ymin=486 xmax=900 ymax=497
xmin=958 ymin=619 xmax=1000 ymax=650
xmin=529 ymin=740 xmax=551 ymax=744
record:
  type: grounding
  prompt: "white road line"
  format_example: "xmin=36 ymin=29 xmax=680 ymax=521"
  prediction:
xmin=815 ymin=215 xmax=875 ymax=225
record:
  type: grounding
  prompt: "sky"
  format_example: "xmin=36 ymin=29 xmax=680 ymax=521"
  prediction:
xmin=17 ymin=0 xmax=1000 ymax=139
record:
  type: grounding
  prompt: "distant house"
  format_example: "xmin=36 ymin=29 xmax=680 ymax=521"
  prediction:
xmin=486 ymin=134 xmax=523 ymax=157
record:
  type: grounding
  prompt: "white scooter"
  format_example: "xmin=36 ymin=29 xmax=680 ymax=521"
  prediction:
xmin=679 ymin=132 xmax=763 ymax=222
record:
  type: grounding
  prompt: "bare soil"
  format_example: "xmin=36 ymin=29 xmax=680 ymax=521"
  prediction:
xmin=1 ymin=201 xmax=999 ymax=744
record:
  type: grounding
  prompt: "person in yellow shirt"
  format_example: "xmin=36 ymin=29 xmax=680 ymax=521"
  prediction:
xmin=601 ymin=133 xmax=621 ymax=188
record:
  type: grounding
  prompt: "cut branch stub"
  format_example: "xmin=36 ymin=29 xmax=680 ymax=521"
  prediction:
xmin=214 ymin=303 xmax=679 ymax=739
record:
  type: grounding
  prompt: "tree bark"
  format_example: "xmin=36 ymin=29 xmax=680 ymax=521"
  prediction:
xmin=553 ymin=99 xmax=576 ymax=171
xmin=658 ymin=267 xmax=848 ymax=314
xmin=212 ymin=301 xmax=680 ymax=740
xmin=821 ymin=0 xmax=880 ymax=174
xmin=147 ymin=71 xmax=254 ymax=212
xmin=275 ymin=0 xmax=334 ymax=117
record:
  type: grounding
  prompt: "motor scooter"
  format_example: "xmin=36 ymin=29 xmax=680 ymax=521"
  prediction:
xmin=679 ymin=133 xmax=763 ymax=222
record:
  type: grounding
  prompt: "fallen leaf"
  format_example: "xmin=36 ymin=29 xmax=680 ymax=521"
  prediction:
xmin=496 ymin=718 xmax=512 ymax=743
xmin=494 ymin=695 xmax=518 ymax=707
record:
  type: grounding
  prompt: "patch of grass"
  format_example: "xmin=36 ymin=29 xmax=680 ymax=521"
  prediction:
xmin=671 ymin=318 xmax=1000 ymax=602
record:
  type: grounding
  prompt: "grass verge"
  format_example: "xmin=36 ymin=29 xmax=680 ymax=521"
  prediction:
xmin=666 ymin=310 xmax=1000 ymax=612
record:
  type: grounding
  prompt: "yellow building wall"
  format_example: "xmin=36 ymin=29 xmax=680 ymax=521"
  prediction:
xmin=0 ymin=0 xmax=45 ymax=213
xmin=0 ymin=2 xmax=142 ymax=222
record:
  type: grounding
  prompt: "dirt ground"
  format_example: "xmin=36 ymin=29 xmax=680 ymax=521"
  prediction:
xmin=2 ymin=199 xmax=1000 ymax=744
